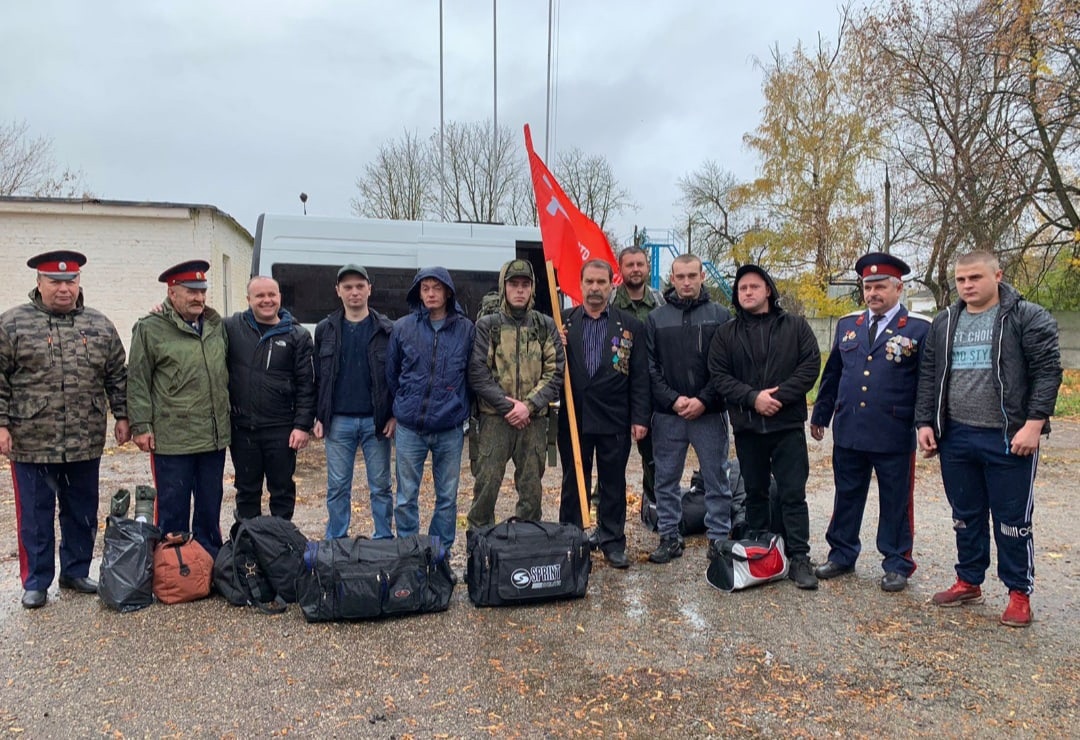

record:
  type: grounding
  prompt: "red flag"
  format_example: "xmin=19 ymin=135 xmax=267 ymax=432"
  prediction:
xmin=524 ymin=124 xmax=618 ymax=305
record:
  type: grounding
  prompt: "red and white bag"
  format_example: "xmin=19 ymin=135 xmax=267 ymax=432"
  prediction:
xmin=705 ymin=533 xmax=790 ymax=592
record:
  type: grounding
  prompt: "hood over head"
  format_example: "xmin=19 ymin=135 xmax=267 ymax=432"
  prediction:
xmin=406 ymin=266 xmax=465 ymax=316
xmin=499 ymin=258 xmax=536 ymax=315
xmin=732 ymin=264 xmax=783 ymax=315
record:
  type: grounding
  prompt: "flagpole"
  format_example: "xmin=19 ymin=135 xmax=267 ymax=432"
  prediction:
xmin=545 ymin=260 xmax=591 ymax=529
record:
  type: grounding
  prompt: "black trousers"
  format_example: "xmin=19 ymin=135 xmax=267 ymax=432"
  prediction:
xmin=734 ymin=428 xmax=811 ymax=557
xmin=558 ymin=427 xmax=631 ymax=555
xmin=230 ymin=425 xmax=297 ymax=520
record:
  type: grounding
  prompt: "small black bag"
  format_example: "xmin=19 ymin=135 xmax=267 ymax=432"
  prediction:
xmin=296 ymin=534 xmax=454 ymax=622
xmin=99 ymin=516 xmax=162 ymax=612
xmin=641 ymin=471 xmax=707 ymax=536
xmin=466 ymin=518 xmax=591 ymax=607
xmin=213 ymin=516 xmax=309 ymax=613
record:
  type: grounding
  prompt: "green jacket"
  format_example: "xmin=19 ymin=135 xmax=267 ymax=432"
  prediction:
xmin=610 ymin=284 xmax=665 ymax=324
xmin=0 ymin=289 xmax=127 ymax=463
xmin=127 ymin=300 xmax=230 ymax=454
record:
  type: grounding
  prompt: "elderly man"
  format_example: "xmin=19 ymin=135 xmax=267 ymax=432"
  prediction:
xmin=128 ymin=260 xmax=230 ymax=558
xmin=1 ymin=251 xmax=128 ymax=608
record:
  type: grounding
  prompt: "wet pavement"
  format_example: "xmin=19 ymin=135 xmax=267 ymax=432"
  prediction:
xmin=1 ymin=421 xmax=1077 ymax=737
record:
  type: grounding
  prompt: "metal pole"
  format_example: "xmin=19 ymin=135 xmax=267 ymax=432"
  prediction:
xmin=439 ymin=0 xmax=446 ymax=221
xmin=545 ymin=0 xmax=553 ymax=161
xmin=883 ymin=162 xmax=892 ymax=254
xmin=492 ymin=0 xmax=498 ymax=222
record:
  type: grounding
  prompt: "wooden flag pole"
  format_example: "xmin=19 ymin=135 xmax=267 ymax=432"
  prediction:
xmin=545 ymin=260 xmax=591 ymax=529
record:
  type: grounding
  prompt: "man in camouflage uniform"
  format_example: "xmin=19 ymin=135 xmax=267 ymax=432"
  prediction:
xmin=609 ymin=246 xmax=664 ymax=510
xmin=466 ymin=259 xmax=564 ymax=528
xmin=0 ymin=251 xmax=129 ymax=609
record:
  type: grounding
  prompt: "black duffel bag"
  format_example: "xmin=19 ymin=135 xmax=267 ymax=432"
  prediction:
xmin=466 ymin=518 xmax=591 ymax=607
xmin=641 ymin=470 xmax=707 ymax=536
xmin=296 ymin=534 xmax=454 ymax=622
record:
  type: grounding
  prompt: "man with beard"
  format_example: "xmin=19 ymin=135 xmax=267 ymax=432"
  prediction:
xmin=558 ymin=259 xmax=650 ymax=569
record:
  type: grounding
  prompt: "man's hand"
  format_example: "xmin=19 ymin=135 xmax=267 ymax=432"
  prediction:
xmin=503 ymin=398 xmax=532 ymax=429
xmin=558 ymin=328 xmax=568 ymax=346
xmin=149 ymin=303 xmax=164 ymax=314
xmin=133 ymin=431 xmax=155 ymax=453
xmin=917 ymin=427 xmax=938 ymax=458
xmin=0 ymin=427 xmax=12 ymax=456
xmin=753 ymin=387 xmax=782 ymax=416
xmin=1010 ymin=420 xmax=1044 ymax=456
xmin=631 ymin=424 xmax=648 ymax=442
xmin=810 ymin=424 xmax=825 ymax=442
xmin=114 ymin=419 xmax=131 ymax=445
xmin=313 ymin=420 xmax=324 ymax=439
xmin=289 ymin=429 xmax=310 ymax=450
xmin=383 ymin=418 xmax=397 ymax=438
xmin=676 ymin=396 xmax=706 ymax=421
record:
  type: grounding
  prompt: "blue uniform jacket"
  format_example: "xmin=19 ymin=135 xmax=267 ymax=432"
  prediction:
xmin=811 ymin=306 xmax=931 ymax=454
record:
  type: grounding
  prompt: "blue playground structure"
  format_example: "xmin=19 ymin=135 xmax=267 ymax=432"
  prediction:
xmin=640 ymin=229 xmax=733 ymax=301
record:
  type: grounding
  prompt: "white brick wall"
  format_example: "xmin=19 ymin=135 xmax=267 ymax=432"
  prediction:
xmin=0 ymin=200 xmax=252 ymax=352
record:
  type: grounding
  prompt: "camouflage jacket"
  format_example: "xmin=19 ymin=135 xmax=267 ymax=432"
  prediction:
xmin=468 ymin=309 xmax=564 ymax=417
xmin=0 ymin=289 xmax=127 ymax=463
xmin=127 ymin=299 xmax=230 ymax=454
xmin=610 ymin=284 xmax=665 ymax=324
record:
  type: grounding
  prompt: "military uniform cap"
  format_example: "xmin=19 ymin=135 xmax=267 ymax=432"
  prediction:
xmin=159 ymin=260 xmax=210 ymax=289
xmin=27 ymin=250 xmax=86 ymax=281
xmin=855 ymin=252 xmax=910 ymax=283
xmin=503 ymin=259 xmax=535 ymax=281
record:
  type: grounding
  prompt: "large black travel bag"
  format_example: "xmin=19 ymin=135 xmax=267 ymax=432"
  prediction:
xmin=214 ymin=516 xmax=310 ymax=613
xmin=295 ymin=534 xmax=454 ymax=622
xmin=466 ymin=518 xmax=591 ymax=607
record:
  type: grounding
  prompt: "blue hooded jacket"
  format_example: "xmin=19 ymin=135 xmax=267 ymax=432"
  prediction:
xmin=386 ymin=267 xmax=475 ymax=433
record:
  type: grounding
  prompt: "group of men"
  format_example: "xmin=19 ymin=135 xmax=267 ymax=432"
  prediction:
xmin=1 ymin=243 xmax=1061 ymax=627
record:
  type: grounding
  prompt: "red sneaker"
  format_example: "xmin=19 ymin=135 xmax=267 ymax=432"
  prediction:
xmin=1000 ymin=591 xmax=1032 ymax=627
xmin=932 ymin=578 xmax=984 ymax=607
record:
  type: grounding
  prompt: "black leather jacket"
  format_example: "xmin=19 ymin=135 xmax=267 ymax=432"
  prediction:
xmin=914 ymin=282 xmax=1061 ymax=440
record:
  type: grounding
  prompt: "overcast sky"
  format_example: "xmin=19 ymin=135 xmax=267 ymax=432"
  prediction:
xmin=4 ymin=0 xmax=851 ymax=245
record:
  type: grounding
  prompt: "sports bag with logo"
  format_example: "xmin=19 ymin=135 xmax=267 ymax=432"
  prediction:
xmin=466 ymin=518 xmax=591 ymax=607
xmin=99 ymin=516 xmax=162 ymax=612
xmin=705 ymin=532 xmax=790 ymax=592
xmin=213 ymin=516 xmax=309 ymax=613
xmin=295 ymin=534 xmax=454 ymax=622
xmin=153 ymin=532 xmax=214 ymax=604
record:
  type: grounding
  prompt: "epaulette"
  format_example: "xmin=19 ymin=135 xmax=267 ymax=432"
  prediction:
xmin=905 ymin=311 xmax=933 ymax=323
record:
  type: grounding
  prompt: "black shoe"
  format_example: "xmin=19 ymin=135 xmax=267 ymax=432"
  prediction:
xmin=789 ymin=557 xmax=819 ymax=590
xmin=604 ymin=550 xmax=630 ymax=569
xmin=881 ymin=572 xmax=908 ymax=592
xmin=648 ymin=536 xmax=685 ymax=564
xmin=815 ymin=560 xmax=855 ymax=580
xmin=58 ymin=576 xmax=98 ymax=594
xmin=707 ymin=538 xmax=724 ymax=562
xmin=587 ymin=530 xmax=601 ymax=552
xmin=21 ymin=590 xmax=47 ymax=609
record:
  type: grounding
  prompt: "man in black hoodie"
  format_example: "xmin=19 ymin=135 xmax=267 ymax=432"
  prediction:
xmin=707 ymin=264 xmax=821 ymax=589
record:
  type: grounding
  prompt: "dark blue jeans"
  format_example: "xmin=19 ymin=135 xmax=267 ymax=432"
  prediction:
xmin=152 ymin=449 xmax=226 ymax=559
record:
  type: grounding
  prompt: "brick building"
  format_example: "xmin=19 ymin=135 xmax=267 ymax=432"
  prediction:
xmin=0 ymin=197 xmax=253 ymax=350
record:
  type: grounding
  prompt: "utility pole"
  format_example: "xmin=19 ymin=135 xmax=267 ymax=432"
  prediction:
xmin=883 ymin=162 xmax=892 ymax=254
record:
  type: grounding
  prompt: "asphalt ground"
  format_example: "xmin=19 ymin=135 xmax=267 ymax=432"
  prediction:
xmin=1 ymin=420 xmax=1077 ymax=738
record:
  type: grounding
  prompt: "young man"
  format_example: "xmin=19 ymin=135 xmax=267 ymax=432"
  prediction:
xmin=467 ymin=259 xmax=564 ymax=528
xmin=646 ymin=254 xmax=733 ymax=564
xmin=387 ymin=267 xmax=474 ymax=556
xmin=915 ymin=251 xmax=1061 ymax=627
xmin=128 ymin=260 xmax=230 ymax=558
xmin=811 ymin=253 xmax=930 ymax=592
xmin=313 ymin=265 xmax=395 ymax=539
xmin=707 ymin=264 xmax=821 ymax=590
xmin=225 ymin=276 xmax=315 ymax=521
xmin=558 ymin=259 xmax=650 ymax=569
xmin=1 ymin=251 xmax=129 ymax=608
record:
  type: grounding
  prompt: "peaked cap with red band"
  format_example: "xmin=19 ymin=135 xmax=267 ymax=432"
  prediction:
xmin=27 ymin=250 xmax=87 ymax=281
xmin=159 ymin=260 xmax=210 ymax=289
xmin=854 ymin=252 xmax=911 ymax=283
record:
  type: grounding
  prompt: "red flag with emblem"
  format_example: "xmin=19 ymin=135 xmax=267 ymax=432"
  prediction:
xmin=523 ymin=124 xmax=618 ymax=305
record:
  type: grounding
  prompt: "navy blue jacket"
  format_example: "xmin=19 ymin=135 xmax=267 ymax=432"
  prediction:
xmin=386 ymin=267 xmax=475 ymax=434
xmin=313 ymin=307 xmax=394 ymax=437
xmin=812 ymin=306 xmax=931 ymax=454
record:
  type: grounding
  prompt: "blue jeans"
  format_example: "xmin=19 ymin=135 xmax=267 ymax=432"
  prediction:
xmin=325 ymin=415 xmax=393 ymax=539
xmin=394 ymin=423 xmax=463 ymax=552
xmin=652 ymin=412 xmax=733 ymax=541
xmin=152 ymin=450 xmax=226 ymax=560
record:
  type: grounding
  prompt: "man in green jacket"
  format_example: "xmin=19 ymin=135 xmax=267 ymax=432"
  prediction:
xmin=1 ymin=251 xmax=128 ymax=609
xmin=128 ymin=260 xmax=230 ymax=557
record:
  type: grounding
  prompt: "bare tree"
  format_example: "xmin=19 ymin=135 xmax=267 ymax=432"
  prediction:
xmin=0 ymin=119 xmax=90 ymax=197
xmin=553 ymin=147 xmax=634 ymax=230
xmin=434 ymin=120 xmax=524 ymax=224
xmin=677 ymin=161 xmax=748 ymax=265
xmin=349 ymin=129 xmax=434 ymax=220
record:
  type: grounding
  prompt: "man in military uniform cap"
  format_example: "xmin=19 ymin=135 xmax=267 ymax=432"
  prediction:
xmin=811 ymin=252 xmax=931 ymax=592
xmin=127 ymin=259 xmax=230 ymax=558
xmin=467 ymin=258 xmax=564 ymax=529
xmin=1 ymin=250 xmax=129 ymax=608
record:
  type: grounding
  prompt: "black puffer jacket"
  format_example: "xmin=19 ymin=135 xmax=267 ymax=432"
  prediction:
xmin=225 ymin=308 xmax=315 ymax=431
xmin=313 ymin=308 xmax=394 ymax=437
xmin=914 ymin=282 xmax=1061 ymax=440
xmin=706 ymin=266 xmax=821 ymax=434
xmin=646 ymin=286 xmax=731 ymax=415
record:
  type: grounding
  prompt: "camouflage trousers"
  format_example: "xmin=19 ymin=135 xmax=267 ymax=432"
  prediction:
xmin=467 ymin=414 xmax=549 ymax=529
